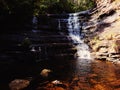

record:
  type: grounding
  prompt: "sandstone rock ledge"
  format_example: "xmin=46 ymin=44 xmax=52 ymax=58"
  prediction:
xmin=84 ymin=0 xmax=120 ymax=64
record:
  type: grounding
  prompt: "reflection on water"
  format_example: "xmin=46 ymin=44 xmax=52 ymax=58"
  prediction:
xmin=75 ymin=58 xmax=92 ymax=76
xmin=34 ymin=58 xmax=120 ymax=90
xmin=66 ymin=13 xmax=92 ymax=79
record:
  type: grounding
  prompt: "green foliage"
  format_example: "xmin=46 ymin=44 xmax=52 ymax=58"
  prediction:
xmin=0 ymin=0 xmax=95 ymax=23
xmin=0 ymin=0 xmax=95 ymax=16
xmin=47 ymin=1 xmax=74 ymax=14
xmin=33 ymin=0 xmax=59 ymax=15
xmin=72 ymin=0 xmax=95 ymax=12
xmin=34 ymin=0 xmax=95 ymax=15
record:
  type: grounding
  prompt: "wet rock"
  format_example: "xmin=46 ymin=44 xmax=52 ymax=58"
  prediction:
xmin=51 ymin=80 xmax=67 ymax=89
xmin=108 ymin=45 xmax=118 ymax=54
xmin=53 ymin=87 xmax=65 ymax=90
xmin=88 ymin=74 xmax=97 ymax=78
xmin=40 ymin=69 xmax=52 ymax=77
xmin=36 ymin=87 xmax=47 ymax=90
xmin=96 ymin=52 xmax=108 ymax=57
xmin=79 ymin=77 xmax=87 ymax=83
xmin=77 ymin=82 xmax=91 ymax=90
xmin=21 ymin=37 xmax=31 ymax=49
xmin=89 ymin=79 xmax=98 ymax=84
xmin=99 ymin=47 xmax=108 ymax=53
xmin=95 ymin=53 xmax=107 ymax=60
xmin=25 ymin=69 xmax=53 ymax=90
xmin=109 ymin=80 xmax=120 ymax=88
xmin=115 ymin=39 xmax=120 ymax=53
xmin=72 ymin=86 xmax=80 ymax=90
xmin=114 ymin=60 xmax=120 ymax=65
xmin=72 ymin=77 xmax=79 ymax=81
xmin=94 ymin=84 xmax=108 ymax=90
xmin=91 ymin=37 xmax=120 ymax=61
xmin=91 ymin=38 xmax=120 ymax=62
xmin=35 ymin=80 xmax=67 ymax=90
xmin=109 ymin=54 xmax=120 ymax=58
xmin=86 ymin=0 xmax=120 ymax=63
xmin=9 ymin=79 xmax=30 ymax=90
xmin=114 ymin=88 xmax=120 ymax=90
xmin=92 ymin=40 xmax=109 ymax=52
xmin=51 ymin=80 xmax=62 ymax=85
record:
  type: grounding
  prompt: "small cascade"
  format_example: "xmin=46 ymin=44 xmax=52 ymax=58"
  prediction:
xmin=67 ymin=13 xmax=81 ymax=43
xmin=58 ymin=19 xmax=61 ymax=30
xmin=67 ymin=13 xmax=91 ymax=59
xmin=32 ymin=16 xmax=38 ymax=29
xmin=54 ymin=12 xmax=91 ymax=59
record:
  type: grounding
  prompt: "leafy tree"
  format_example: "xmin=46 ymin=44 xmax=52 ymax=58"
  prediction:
xmin=0 ymin=0 xmax=95 ymax=27
xmin=0 ymin=0 xmax=95 ymax=16
xmin=33 ymin=0 xmax=95 ymax=15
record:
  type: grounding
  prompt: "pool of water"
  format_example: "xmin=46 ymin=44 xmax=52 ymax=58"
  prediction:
xmin=34 ymin=59 xmax=120 ymax=90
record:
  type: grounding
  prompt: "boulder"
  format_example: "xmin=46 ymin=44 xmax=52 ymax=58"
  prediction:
xmin=9 ymin=79 xmax=30 ymax=90
xmin=40 ymin=69 xmax=52 ymax=77
xmin=115 ymin=39 xmax=120 ymax=53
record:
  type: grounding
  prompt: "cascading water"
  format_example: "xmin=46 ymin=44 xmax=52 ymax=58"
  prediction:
xmin=60 ymin=13 xmax=92 ymax=76
xmin=32 ymin=13 xmax=91 ymax=61
xmin=67 ymin=13 xmax=91 ymax=59
xmin=32 ymin=16 xmax=38 ymax=29
xmin=66 ymin=12 xmax=92 ymax=76
xmin=50 ymin=12 xmax=92 ymax=77
xmin=58 ymin=19 xmax=61 ymax=30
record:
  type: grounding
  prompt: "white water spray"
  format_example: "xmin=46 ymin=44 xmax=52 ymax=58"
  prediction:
xmin=32 ymin=16 xmax=38 ymax=29
xmin=67 ymin=13 xmax=91 ymax=59
xmin=58 ymin=19 xmax=61 ymax=30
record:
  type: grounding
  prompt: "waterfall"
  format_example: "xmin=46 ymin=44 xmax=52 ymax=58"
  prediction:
xmin=52 ymin=12 xmax=91 ymax=59
xmin=58 ymin=19 xmax=61 ymax=30
xmin=67 ymin=13 xmax=91 ymax=59
xmin=33 ymin=13 xmax=91 ymax=60
xmin=53 ymin=12 xmax=92 ymax=75
xmin=32 ymin=16 xmax=38 ymax=29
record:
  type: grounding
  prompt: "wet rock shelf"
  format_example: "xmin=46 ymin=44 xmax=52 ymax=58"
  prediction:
xmin=0 ymin=29 xmax=77 ymax=64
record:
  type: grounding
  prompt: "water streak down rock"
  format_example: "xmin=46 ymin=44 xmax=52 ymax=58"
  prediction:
xmin=56 ymin=12 xmax=91 ymax=60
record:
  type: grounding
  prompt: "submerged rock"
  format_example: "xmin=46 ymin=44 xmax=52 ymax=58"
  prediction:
xmin=9 ymin=79 xmax=30 ymax=90
xmin=51 ymin=80 xmax=62 ymax=85
xmin=40 ymin=69 xmax=52 ymax=77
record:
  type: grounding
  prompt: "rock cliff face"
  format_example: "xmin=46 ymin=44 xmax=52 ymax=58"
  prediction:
xmin=84 ymin=0 xmax=120 ymax=63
